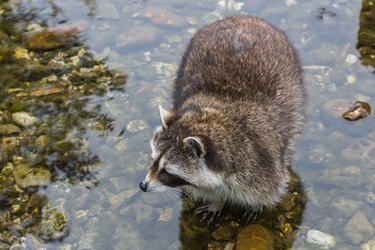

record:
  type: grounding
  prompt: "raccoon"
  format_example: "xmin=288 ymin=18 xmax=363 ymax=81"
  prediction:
xmin=140 ymin=15 xmax=306 ymax=219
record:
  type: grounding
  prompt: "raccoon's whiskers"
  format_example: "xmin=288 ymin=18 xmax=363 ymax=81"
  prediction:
xmin=164 ymin=187 xmax=181 ymax=199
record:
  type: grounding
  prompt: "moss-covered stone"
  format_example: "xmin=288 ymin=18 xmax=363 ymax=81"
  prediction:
xmin=38 ymin=206 xmax=68 ymax=241
xmin=35 ymin=135 xmax=50 ymax=153
xmin=357 ymin=0 xmax=375 ymax=68
xmin=342 ymin=101 xmax=371 ymax=121
xmin=236 ymin=224 xmax=274 ymax=250
xmin=0 ymin=124 xmax=21 ymax=135
xmin=26 ymin=30 xmax=77 ymax=51
xmin=12 ymin=164 xmax=52 ymax=188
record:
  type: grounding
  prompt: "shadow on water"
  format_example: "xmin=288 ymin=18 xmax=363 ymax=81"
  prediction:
xmin=0 ymin=0 xmax=126 ymax=247
xmin=357 ymin=0 xmax=375 ymax=70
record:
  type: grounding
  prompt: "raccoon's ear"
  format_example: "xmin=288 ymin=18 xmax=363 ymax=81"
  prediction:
xmin=159 ymin=105 xmax=174 ymax=129
xmin=183 ymin=136 xmax=206 ymax=157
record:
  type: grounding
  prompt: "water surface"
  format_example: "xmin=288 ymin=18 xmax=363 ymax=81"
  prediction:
xmin=0 ymin=0 xmax=374 ymax=249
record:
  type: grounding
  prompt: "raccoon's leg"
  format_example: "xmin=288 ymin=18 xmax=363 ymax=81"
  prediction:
xmin=195 ymin=200 xmax=225 ymax=224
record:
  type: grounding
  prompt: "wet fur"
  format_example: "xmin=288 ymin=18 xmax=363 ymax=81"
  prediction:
xmin=145 ymin=15 xmax=306 ymax=210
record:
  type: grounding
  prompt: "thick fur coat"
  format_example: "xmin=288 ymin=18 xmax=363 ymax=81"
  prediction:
xmin=140 ymin=15 xmax=306 ymax=213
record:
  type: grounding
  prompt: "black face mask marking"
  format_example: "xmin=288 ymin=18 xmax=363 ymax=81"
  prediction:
xmin=159 ymin=168 xmax=191 ymax=188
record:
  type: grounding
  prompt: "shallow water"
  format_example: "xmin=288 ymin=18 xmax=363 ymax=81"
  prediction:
xmin=0 ymin=0 xmax=374 ymax=249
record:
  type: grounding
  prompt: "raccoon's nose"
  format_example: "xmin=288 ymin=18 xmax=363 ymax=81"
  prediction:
xmin=139 ymin=181 xmax=148 ymax=192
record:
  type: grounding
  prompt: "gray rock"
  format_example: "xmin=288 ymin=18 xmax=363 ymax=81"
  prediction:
xmin=308 ymin=145 xmax=333 ymax=165
xmin=345 ymin=54 xmax=358 ymax=64
xmin=77 ymin=232 xmax=97 ymax=250
xmin=142 ymin=7 xmax=186 ymax=28
xmin=109 ymin=188 xmax=138 ymax=209
xmin=323 ymin=166 xmax=363 ymax=188
xmin=321 ymin=99 xmax=351 ymax=118
xmin=344 ymin=212 xmax=375 ymax=245
xmin=134 ymin=204 xmax=155 ymax=223
xmin=306 ymin=229 xmax=336 ymax=249
xmin=217 ymin=0 xmax=245 ymax=11
xmin=116 ymin=25 xmax=157 ymax=49
xmin=342 ymin=139 xmax=375 ymax=163
xmin=12 ymin=112 xmax=38 ymax=127
xmin=332 ymin=197 xmax=362 ymax=217
xmin=97 ymin=1 xmax=119 ymax=20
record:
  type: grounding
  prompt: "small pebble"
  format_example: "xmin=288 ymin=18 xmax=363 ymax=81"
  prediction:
xmin=366 ymin=192 xmax=375 ymax=205
xmin=345 ymin=54 xmax=358 ymax=64
xmin=306 ymin=229 xmax=336 ymax=249
xmin=12 ymin=112 xmax=38 ymax=127
xmin=285 ymin=0 xmax=297 ymax=6
xmin=346 ymin=74 xmax=356 ymax=84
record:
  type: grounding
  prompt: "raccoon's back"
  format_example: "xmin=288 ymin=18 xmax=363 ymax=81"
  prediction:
xmin=173 ymin=15 xmax=304 ymax=108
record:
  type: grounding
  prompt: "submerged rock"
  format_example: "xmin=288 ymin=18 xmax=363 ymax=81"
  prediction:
xmin=0 ymin=124 xmax=21 ymax=135
xmin=35 ymin=135 xmax=50 ymax=153
xmin=322 ymin=99 xmax=351 ymax=118
xmin=38 ymin=206 xmax=68 ymax=241
xmin=236 ymin=224 xmax=274 ymax=250
xmin=116 ymin=25 xmax=157 ymax=50
xmin=126 ymin=120 xmax=148 ymax=133
xmin=12 ymin=164 xmax=52 ymax=188
xmin=344 ymin=212 xmax=375 ymax=245
xmin=142 ymin=7 xmax=185 ymax=28
xmin=12 ymin=112 xmax=38 ymax=127
xmin=322 ymin=166 xmax=363 ymax=188
xmin=26 ymin=28 xmax=79 ymax=51
xmin=342 ymin=138 xmax=375 ymax=163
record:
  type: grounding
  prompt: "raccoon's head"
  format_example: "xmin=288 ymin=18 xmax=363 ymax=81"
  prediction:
xmin=139 ymin=105 xmax=223 ymax=193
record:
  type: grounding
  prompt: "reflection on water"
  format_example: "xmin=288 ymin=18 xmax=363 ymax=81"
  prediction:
xmin=0 ymin=0 xmax=374 ymax=249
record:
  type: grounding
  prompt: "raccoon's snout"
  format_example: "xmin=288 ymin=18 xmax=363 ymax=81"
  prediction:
xmin=139 ymin=181 xmax=148 ymax=192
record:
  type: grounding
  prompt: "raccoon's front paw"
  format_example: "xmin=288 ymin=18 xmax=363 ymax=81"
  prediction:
xmin=195 ymin=201 xmax=224 ymax=225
